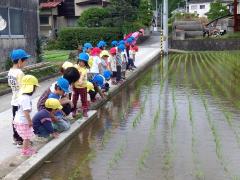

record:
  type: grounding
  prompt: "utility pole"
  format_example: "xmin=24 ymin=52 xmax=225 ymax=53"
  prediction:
xmin=163 ymin=0 xmax=168 ymax=54
xmin=159 ymin=3 xmax=162 ymax=30
xmin=155 ymin=0 xmax=158 ymax=31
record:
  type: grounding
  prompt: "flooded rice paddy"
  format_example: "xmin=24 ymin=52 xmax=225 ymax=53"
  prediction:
xmin=29 ymin=52 xmax=240 ymax=180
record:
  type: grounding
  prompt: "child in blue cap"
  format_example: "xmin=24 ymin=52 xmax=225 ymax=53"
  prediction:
xmin=8 ymin=49 xmax=30 ymax=147
xmin=73 ymin=53 xmax=90 ymax=117
xmin=47 ymin=77 xmax=71 ymax=132
xmin=97 ymin=40 xmax=107 ymax=50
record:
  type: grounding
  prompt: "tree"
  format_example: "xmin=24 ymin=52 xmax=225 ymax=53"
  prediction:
xmin=138 ymin=0 xmax=153 ymax=26
xmin=77 ymin=7 xmax=110 ymax=27
xmin=207 ymin=0 xmax=229 ymax=20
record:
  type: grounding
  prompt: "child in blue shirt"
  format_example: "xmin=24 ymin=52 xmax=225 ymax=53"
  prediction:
xmin=33 ymin=98 xmax=62 ymax=138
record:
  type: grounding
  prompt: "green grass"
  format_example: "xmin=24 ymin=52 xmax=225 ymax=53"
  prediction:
xmin=43 ymin=50 xmax=72 ymax=62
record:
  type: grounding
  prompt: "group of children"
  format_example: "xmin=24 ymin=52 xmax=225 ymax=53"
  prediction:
xmin=7 ymin=28 xmax=144 ymax=156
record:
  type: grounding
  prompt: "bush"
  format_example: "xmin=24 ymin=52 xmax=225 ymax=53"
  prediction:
xmin=5 ymin=57 xmax=13 ymax=71
xmin=45 ymin=39 xmax=60 ymax=50
xmin=121 ymin=21 xmax=144 ymax=34
xmin=58 ymin=27 xmax=123 ymax=50
xmin=77 ymin=7 xmax=111 ymax=27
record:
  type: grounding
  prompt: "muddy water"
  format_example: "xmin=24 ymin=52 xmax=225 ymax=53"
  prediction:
xmin=29 ymin=53 xmax=240 ymax=180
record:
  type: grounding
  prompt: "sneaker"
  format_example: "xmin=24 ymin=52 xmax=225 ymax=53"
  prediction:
xmin=83 ymin=110 xmax=88 ymax=118
xmin=16 ymin=141 xmax=23 ymax=148
xmin=12 ymin=139 xmax=17 ymax=145
xmin=72 ymin=111 xmax=77 ymax=118
xmin=34 ymin=136 xmax=48 ymax=143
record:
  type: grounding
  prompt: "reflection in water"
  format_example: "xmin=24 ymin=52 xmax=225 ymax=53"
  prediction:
xmin=29 ymin=53 xmax=240 ymax=180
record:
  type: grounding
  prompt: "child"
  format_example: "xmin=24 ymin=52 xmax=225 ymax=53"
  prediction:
xmin=73 ymin=53 xmax=90 ymax=118
xmin=14 ymin=75 xmax=39 ymax=156
xmin=116 ymin=44 xmax=125 ymax=83
xmin=60 ymin=61 xmax=74 ymax=100
xmin=111 ymin=40 xmax=118 ymax=47
xmin=130 ymin=45 xmax=139 ymax=68
xmin=60 ymin=61 xmax=73 ymax=74
xmin=102 ymin=70 xmax=111 ymax=93
xmin=100 ymin=50 xmax=111 ymax=72
xmin=125 ymin=37 xmax=134 ymax=70
xmin=87 ymin=81 xmax=97 ymax=103
xmin=48 ymin=78 xmax=71 ymax=133
xmin=8 ymin=49 xmax=30 ymax=147
xmin=83 ymin=42 xmax=93 ymax=54
xmin=97 ymin=40 xmax=107 ymax=50
xmin=121 ymin=46 xmax=128 ymax=79
xmin=33 ymin=98 xmax=61 ymax=139
xmin=109 ymin=47 xmax=117 ymax=85
xmin=88 ymin=47 xmax=105 ymax=100
xmin=37 ymin=77 xmax=71 ymax=115
xmin=89 ymin=47 xmax=102 ymax=76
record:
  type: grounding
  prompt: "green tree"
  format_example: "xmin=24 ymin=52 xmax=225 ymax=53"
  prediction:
xmin=138 ymin=0 xmax=153 ymax=26
xmin=207 ymin=0 xmax=229 ymax=20
xmin=77 ymin=7 xmax=110 ymax=27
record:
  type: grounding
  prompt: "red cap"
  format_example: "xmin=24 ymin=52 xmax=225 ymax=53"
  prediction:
xmin=110 ymin=47 xmax=117 ymax=55
xmin=91 ymin=47 xmax=101 ymax=56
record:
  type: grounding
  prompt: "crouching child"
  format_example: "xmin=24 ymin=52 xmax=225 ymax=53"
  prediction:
xmin=33 ymin=98 xmax=61 ymax=139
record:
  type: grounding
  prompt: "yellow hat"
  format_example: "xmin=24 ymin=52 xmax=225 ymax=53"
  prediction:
xmin=62 ymin=61 xmax=73 ymax=70
xmin=100 ymin=50 xmax=110 ymax=58
xmin=86 ymin=81 xmax=95 ymax=92
xmin=20 ymin=75 xmax=39 ymax=93
xmin=45 ymin=98 xmax=63 ymax=110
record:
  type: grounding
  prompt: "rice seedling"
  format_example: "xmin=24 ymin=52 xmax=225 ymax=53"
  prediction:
xmin=107 ymin=138 xmax=127 ymax=175
xmin=136 ymin=104 xmax=161 ymax=172
xmin=190 ymin=54 xmax=239 ymax=179
xmin=196 ymin=53 xmax=240 ymax=147
xmin=161 ymin=55 xmax=183 ymax=175
xmin=183 ymin=54 xmax=205 ymax=179
xmin=68 ymin=150 xmax=97 ymax=180
xmin=159 ymin=55 xmax=181 ymax=94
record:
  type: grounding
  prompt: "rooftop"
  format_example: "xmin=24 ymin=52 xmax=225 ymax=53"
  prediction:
xmin=40 ymin=0 xmax=63 ymax=9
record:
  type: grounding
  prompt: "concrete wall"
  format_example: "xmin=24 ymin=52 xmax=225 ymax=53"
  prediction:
xmin=170 ymin=39 xmax=240 ymax=51
xmin=0 ymin=0 xmax=38 ymax=71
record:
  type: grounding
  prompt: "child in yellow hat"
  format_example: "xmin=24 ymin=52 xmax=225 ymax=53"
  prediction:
xmin=13 ymin=75 xmax=39 ymax=156
xmin=33 ymin=98 xmax=62 ymax=139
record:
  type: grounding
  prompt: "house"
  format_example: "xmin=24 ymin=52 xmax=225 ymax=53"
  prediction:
xmin=39 ymin=0 xmax=110 ymax=38
xmin=0 ymin=0 xmax=39 ymax=71
xmin=187 ymin=0 xmax=233 ymax=17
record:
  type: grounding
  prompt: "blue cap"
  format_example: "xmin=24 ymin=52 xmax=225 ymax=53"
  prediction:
xmin=103 ymin=70 xmax=112 ymax=80
xmin=130 ymin=36 xmax=135 ymax=40
xmin=118 ymin=44 xmax=125 ymax=52
xmin=118 ymin=40 xmax=125 ymax=45
xmin=111 ymin=40 xmax=118 ymax=47
xmin=84 ymin=43 xmax=93 ymax=49
xmin=126 ymin=37 xmax=134 ymax=44
xmin=97 ymin=40 xmax=107 ymax=48
xmin=92 ymin=75 xmax=104 ymax=87
xmin=78 ymin=52 xmax=89 ymax=62
xmin=56 ymin=77 xmax=70 ymax=93
xmin=10 ymin=49 xmax=31 ymax=62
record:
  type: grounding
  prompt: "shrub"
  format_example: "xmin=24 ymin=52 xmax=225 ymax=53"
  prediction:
xmin=77 ymin=7 xmax=111 ymax=27
xmin=45 ymin=39 xmax=60 ymax=50
xmin=36 ymin=37 xmax=43 ymax=63
xmin=5 ymin=57 xmax=13 ymax=71
xmin=58 ymin=27 xmax=123 ymax=50
xmin=121 ymin=21 xmax=144 ymax=35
